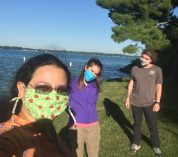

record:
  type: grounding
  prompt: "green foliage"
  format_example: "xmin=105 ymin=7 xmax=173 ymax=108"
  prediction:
xmin=164 ymin=16 xmax=178 ymax=46
xmin=96 ymin=0 xmax=177 ymax=50
xmin=112 ymin=20 xmax=169 ymax=49
xmin=120 ymin=58 xmax=140 ymax=73
xmin=122 ymin=45 xmax=138 ymax=54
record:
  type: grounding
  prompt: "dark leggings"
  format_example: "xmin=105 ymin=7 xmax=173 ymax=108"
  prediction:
xmin=131 ymin=105 xmax=160 ymax=148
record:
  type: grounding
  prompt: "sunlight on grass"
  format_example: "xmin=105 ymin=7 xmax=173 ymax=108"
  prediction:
xmin=54 ymin=80 xmax=178 ymax=157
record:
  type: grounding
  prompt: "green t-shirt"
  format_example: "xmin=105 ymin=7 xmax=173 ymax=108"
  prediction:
xmin=130 ymin=65 xmax=163 ymax=107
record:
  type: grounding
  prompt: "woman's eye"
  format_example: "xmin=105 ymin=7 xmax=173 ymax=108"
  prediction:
xmin=57 ymin=88 xmax=68 ymax=95
xmin=35 ymin=86 xmax=52 ymax=93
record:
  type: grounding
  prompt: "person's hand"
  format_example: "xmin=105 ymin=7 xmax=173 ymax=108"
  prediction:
xmin=153 ymin=103 xmax=160 ymax=112
xmin=125 ymin=97 xmax=130 ymax=109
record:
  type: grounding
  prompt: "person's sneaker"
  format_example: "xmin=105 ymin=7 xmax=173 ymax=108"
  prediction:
xmin=130 ymin=143 xmax=141 ymax=154
xmin=153 ymin=147 xmax=162 ymax=155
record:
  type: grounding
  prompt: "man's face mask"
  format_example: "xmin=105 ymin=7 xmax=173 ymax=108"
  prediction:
xmin=84 ymin=69 xmax=96 ymax=82
xmin=23 ymin=84 xmax=69 ymax=120
xmin=139 ymin=57 xmax=150 ymax=67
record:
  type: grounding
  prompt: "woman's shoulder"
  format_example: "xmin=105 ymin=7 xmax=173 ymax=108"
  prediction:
xmin=0 ymin=122 xmax=8 ymax=134
xmin=71 ymin=76 xmax=79 ymax=83
xmin=70 ymin=77 xmax=78 ymax=88
xmin=0 ymin=120 xmax=16 ymax=134
xmin=0 ymin=115 xmax=30 ymax=135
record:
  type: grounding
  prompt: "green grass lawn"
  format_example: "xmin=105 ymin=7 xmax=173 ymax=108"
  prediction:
xmin=54 ymin=80 xmax=178 ymax=157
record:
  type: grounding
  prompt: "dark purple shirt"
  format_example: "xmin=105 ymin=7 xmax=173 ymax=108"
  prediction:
xmin=69 ymin=77 xmax=99 ymax=124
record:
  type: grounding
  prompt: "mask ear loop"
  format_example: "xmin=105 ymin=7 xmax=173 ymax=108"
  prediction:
xmin=10 ymin=97 xmax=21 ymax=122
xmin=10 ymin=83 xmax=26 ymax=122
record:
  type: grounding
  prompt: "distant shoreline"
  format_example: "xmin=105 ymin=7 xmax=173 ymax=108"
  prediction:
xmin=0 ymin=45 xmax=137 ymax=57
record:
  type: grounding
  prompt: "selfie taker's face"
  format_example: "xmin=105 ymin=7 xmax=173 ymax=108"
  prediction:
xmin=19 ymin=65 xmax=69 ymax=120
xmin=29 ymin=65 xmax=68 ymax=90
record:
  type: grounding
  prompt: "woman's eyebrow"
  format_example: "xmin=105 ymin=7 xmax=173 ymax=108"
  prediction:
xmin=33 ymin=83 xmax=68 ymax=90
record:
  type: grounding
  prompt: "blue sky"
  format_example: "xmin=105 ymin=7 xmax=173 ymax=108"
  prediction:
xmin=0 ymin=1 xmax=177 ymax=54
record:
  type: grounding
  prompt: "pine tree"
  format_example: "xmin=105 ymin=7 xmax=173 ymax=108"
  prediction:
xmin=96 ymin=0 xmax=178 ymax=51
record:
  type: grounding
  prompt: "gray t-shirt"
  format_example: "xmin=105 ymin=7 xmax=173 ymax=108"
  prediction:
xmin=130 ymin=65 xmax=163 ymax=107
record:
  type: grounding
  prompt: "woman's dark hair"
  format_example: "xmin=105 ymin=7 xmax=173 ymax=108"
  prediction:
xmin=142 ymin=48 xmax=158 ymax=63
xmin=77 ymin=58 xmax=103 ymax=91
xmin=11 ymin=53 xmax=71 ymax=98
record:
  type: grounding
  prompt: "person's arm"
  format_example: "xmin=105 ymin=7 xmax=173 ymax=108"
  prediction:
xmin=153 ymin=84 xmax=162 ymax=112
xmin=124 ymin=79 xmax=134 ymax=109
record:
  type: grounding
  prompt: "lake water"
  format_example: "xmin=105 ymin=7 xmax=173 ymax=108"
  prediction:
xmin=0 ymin=49 xmax=135 ymax=96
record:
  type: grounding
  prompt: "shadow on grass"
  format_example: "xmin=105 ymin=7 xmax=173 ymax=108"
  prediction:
xmin=103 ymin=98 xmax=151 ymax=146
xmin=163 ymin=127 xmax=178 ymax=137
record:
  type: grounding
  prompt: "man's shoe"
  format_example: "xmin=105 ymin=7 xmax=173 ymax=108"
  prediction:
xmin=130 ymin=143 xmax=141 ymax=154
xmin=153 ymin=147 xmax=162 ymax=155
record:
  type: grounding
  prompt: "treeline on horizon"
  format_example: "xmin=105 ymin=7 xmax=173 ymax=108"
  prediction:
xmin=0 ymin=45 xmax=133 ymax=57
xmin=0 ymin=45 xmax=79 ymax=53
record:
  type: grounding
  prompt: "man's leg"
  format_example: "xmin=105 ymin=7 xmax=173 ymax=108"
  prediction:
xmin=131 ymin=105 xmax=143 ymax=145
xmin=144 ymin=105 xmax=160 ymax=148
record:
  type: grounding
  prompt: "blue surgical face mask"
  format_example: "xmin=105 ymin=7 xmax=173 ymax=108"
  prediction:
xmin=84 ymin=69 xmax=96 ymax=82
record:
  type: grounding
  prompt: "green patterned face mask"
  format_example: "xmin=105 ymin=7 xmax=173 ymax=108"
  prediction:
xmin=23 ymin=88 xmax=68 ymax=120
